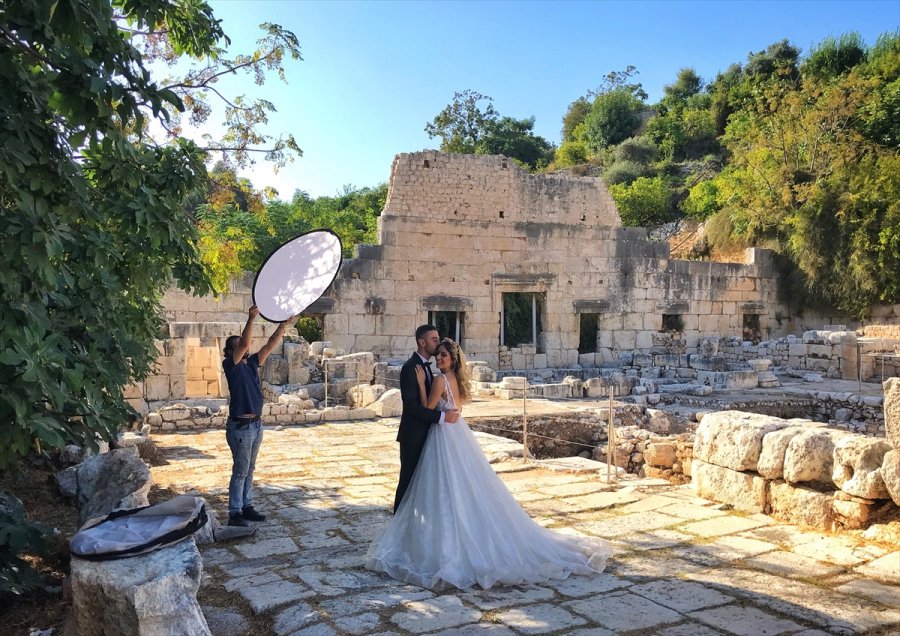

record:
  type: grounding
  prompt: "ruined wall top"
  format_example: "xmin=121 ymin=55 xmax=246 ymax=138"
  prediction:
xmin=383 ymin=151 xmax=621 ymax=227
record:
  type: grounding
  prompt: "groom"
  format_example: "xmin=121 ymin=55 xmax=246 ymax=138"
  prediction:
xmin=393 ymin=324 xmax=459 ymax=512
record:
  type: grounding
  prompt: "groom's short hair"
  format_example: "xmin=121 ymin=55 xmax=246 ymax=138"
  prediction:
xmin=415 ymin=324 xmax=437 ymax=341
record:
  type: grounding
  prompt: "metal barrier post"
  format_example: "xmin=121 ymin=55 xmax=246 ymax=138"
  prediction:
xmin=607 ymin=386 xmax=616 ymax=483
xmin=522 ymin=379 xmax=533 ymax=460
xmin=324 ymin=360 xmax=329 ymax=409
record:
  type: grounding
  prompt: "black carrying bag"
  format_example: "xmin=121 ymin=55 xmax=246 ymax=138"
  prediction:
xmin=70 ymin=495 xmax=208 ymax=561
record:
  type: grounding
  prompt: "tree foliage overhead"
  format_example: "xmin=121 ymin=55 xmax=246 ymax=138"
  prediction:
xmin=197 ymin=178 xmax=387 ymax=292
xmin=0 ymin=0 xmax=234 ymax=472
xmin=140 ymin=20 xmax=303 ymax=169
xmin=709 ymin=33 xmax=900 ymax=315
xmin=425 ymin=90 xmax=554 ymax=170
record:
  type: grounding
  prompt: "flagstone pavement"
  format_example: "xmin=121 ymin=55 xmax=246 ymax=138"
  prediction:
xmin=150 ymin=418 xmax=900 ymax=636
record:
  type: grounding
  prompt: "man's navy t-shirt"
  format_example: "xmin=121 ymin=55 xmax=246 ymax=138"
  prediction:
xmin=223 ymin=353 xmax=263 ymax=419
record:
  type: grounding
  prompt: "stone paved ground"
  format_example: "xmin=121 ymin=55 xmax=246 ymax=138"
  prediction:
xmin=151 ymin=415 xmax=900 ymax=636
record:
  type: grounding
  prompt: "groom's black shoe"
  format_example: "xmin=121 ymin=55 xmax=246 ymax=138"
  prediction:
xmin=242 ymin=506 xmax=267 ymax=522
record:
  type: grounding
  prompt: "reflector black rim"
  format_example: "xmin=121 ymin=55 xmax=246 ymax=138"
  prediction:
xmin=251 ymin=228 xmax=344 ymax=322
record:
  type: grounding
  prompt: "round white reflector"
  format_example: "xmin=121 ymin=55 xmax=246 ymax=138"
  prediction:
xmin=252 ymin=230 xmax=343 ymax=322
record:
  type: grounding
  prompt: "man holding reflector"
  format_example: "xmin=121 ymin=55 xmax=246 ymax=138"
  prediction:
xmin=223 ymin=229 xmax=343 ymax=527
xmin=223 ymin=305 xmax=296 ymax=527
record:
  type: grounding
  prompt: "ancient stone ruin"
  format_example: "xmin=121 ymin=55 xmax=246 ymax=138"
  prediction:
xmin=324 ymin=151 xmax=783 ymax=368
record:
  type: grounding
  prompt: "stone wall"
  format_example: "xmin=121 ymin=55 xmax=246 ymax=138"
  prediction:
xmin=321 ymin=151 xmax=784 ymax=368
xmin=145 ymin=401 xmax=374 ymax=432
xmin=124 ymin=320 xmax=287 ymax=416
xmin=688 ymin=411 xmax=898 ymax=531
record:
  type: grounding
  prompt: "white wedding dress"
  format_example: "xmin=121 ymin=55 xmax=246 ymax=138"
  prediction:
xmin=366 ymin=379 xmax=611 ymax=590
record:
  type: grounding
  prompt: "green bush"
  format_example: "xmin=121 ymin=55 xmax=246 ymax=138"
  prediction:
xmin=579 ymin=89 xmax=645 ymax=152
xmin=682 ymin=179 xmax=722 ymax=219
xmin=554 ymin=140 xmax=590 ymax=168
xmin=602 ymin=160 xmax=648 ymax=186
xmin=609 ymin=176 xmax=674 ymax=226
xmin=613 ymin=137 xmax=659 ymax=165
xmin=294 ymin=317 xmax=323 ymax=343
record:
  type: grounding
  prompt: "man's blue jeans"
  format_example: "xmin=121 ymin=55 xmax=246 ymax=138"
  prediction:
xmin=226 ymin=418 xmax=263 ymax=515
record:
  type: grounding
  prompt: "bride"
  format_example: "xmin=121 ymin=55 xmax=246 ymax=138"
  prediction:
xmin=366 ymin=338 xmax=611 ymax=590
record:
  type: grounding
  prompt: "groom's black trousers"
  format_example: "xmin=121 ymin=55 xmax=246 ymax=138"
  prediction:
xmin=394 ymin=353 xmax=442 ymax=512
xmin=394 ymin=430 xmax=429 ymax=512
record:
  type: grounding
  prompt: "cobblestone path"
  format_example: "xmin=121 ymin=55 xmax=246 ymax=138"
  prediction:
xmin=150 ymin=420 xmax=900 ymax=636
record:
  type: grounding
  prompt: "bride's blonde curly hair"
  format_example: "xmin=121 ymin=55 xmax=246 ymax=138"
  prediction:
xmin=438 ymin=338 xmax=471 ymax=402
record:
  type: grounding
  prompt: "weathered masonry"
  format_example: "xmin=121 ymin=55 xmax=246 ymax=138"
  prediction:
xmin=320 ymin=151 xmax=784 ymax=369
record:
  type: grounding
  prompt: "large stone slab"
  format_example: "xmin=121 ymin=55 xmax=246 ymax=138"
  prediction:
xmin=757 ymin=423 xmax=823 ymax=480
xmin=391 ymin=595 xmax=482 ymax=633
xmin=689 ymin=605 xmax=805 ymax=636
xmin=686 ymin=567 xmax=899 ymax=633
xmin=563 ymin=591 xmax=683 ymax=632
xmin=885 ymin=377 xmax=900 ymax=447
xmin=691 ymin=459 xmax=768 ymax=513
xmin=493 ymin=603 xmax=586 ymax=634
xmin=767 ymin=481 xmax=836 ymax=531
xmin=629 ymin=580 xmax=734 ymax=613
xmin=372 ymin=388 xmax=402 ymax=417
xmin=694 ymin=411 xmax=789 ymax=471
xmin=832 ymin=435 xmax=891 ymax=499
xmin=348 ymin=383 xmax=386 ymax=408
xmin=783 ymin=428 xmax=848 ymax=486
xmin=71 ymin=538 xmax=209 ymax=635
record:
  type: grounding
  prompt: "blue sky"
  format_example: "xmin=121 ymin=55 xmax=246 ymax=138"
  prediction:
xmin=198 ymin=0 xmax=899 ymax=199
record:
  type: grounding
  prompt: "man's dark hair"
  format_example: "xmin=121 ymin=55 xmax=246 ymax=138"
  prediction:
xmin=223 ymin=335 xmax=241 ymax=358
xmin=415 ymin=324 xmax=437 ymax=341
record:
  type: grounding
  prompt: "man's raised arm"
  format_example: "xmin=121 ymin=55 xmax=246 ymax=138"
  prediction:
xmin=258 ymin=315 xmax=296 ymax=365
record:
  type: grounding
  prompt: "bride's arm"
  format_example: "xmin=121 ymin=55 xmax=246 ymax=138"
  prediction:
xmin=425 ymin=375 xmax=446 ymax=409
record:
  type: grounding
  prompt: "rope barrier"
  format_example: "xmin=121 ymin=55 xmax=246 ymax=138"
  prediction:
xmin=300 ymin=367 xmax=626 ymax=454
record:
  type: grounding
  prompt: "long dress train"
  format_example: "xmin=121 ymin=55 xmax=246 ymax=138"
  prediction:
xmin=366 ymin=387 xmax=611 ymax=590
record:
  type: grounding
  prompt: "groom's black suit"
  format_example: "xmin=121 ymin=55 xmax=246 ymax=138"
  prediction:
xmin=393 ymin=352 xmax=442 ymax=512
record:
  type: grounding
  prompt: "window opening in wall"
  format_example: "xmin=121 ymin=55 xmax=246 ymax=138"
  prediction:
xmin=428 ymin=311 xmax=464 ymax=344
xmin=296 ymin=315 xmax=324 ymax=342
xmin=662 ymin=314 xmax=685 ymax=333
xmin=578 ymin=313 xmax=600 ymax=354
xmin=501 ymin=292 xmax=544 ymax=351
xmin=743 ymin=314 xmax=762 ymax=344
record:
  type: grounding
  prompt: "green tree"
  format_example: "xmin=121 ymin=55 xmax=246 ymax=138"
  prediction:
xmin=198 ymin=183 xmax=388 ymax=289
xmin=681 ymin=179 xmax=722 ymax=219
xmin=711 ymin=42 xmax=900 ymax=314
xmin=802 ymin=32 xmax=866 ymax=81
xmin=745 ymin=38 xmax=801 ymax=82
xmin=0 ymin=0 xmax=233 ymax=591
xmin=579 ymin=88 xmax=645 ymax=152
xmin=561 ymin=97 xmax=591 ymax=142
xmin=138 ymin=20 xmax=303 ymax=169
xmin=425 ymin=93 xmax=553 ymax=170
xmin=476 ymin=116 xmax=555 ymax=170
xmin=0 ymin=0 xmax=228 ymax=463
xmin=663 ymin=67 xmax=703 ymax=102
xmin=552 ymin=139 xmax=590 ymax=168
xmin=424 ymin=90 xmax=497 ymax=153
xmin=856 ymin=33 xmax=900 ymax=149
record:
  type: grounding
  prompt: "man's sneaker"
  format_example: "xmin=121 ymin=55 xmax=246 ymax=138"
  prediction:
xmin=241 ymin=506 xmax=267 ymax=522
xmin=228 ymin=513 xmax=249 ymax=527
